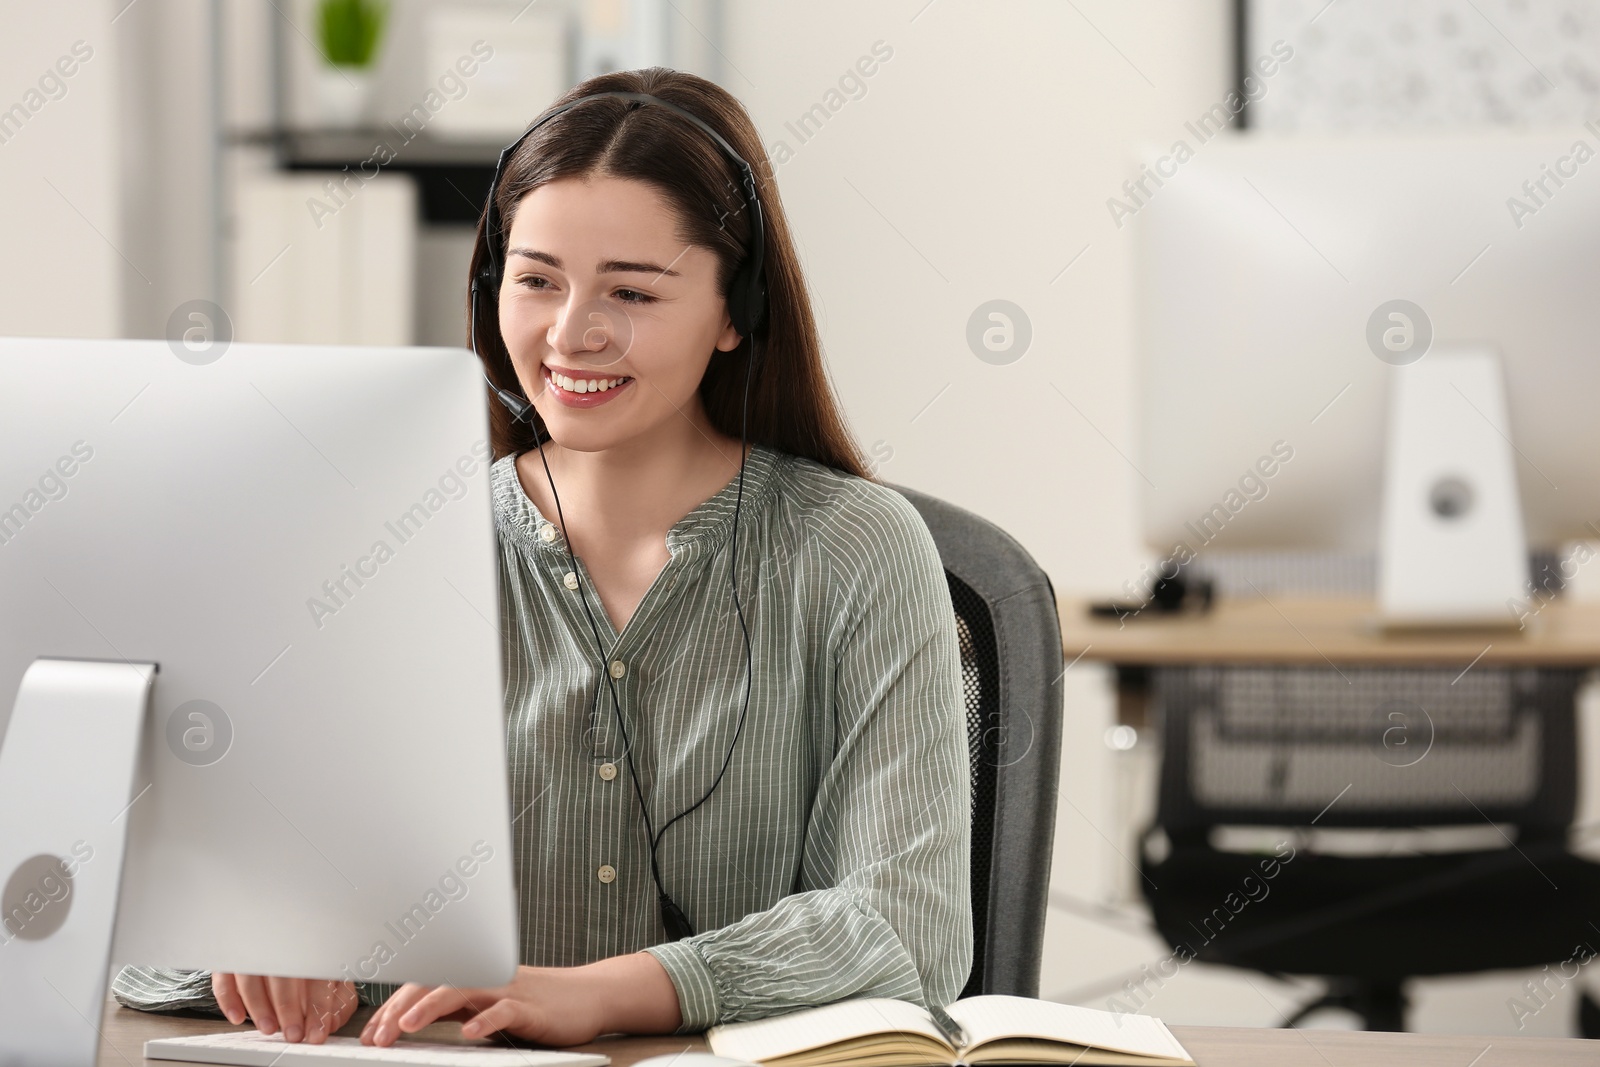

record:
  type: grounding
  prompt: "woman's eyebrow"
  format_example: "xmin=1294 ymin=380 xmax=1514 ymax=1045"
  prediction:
xmin=506 ymin=247 xmax=681 ymax=277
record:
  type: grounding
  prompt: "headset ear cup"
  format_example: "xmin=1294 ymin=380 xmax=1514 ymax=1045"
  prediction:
xmin=726 ymin=264 xmax=751 ymax=341
xmin=751 ymin=276 xmax=768 ymax=333
xmin=727 ymin=263 xmax=766 ymax=341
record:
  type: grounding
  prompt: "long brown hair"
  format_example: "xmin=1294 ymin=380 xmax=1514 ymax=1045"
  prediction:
xmin=467 ymin=67 xmax=869 ymax=478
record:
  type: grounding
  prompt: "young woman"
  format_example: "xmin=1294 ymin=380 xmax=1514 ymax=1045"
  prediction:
xmin=114 ymin=67 xmax=971 ymax=1047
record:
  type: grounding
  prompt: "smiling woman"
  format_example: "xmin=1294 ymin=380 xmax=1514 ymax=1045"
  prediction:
xmin=112 ymin=66 xmax=972 ymax=1052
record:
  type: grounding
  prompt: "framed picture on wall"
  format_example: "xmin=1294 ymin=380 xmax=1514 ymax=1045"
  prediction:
xmin=1236 ymin=0 xmax=1600 ymax=131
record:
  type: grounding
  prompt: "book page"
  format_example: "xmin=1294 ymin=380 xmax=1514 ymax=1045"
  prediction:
xmin=945 ymin=996 xmax=1190 ymax=1062
xmin=708 ymin=998 xmax=951 ymax=1064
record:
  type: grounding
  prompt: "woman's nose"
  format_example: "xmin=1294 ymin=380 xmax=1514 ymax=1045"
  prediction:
xmin=549 ymin=295 xmax=634 ymax=364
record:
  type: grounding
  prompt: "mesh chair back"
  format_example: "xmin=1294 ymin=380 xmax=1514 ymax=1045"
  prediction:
xmin=886 ymin=483 xmax=1063 ymax=999
xmin=1154 ymin=664 xmax=1582 ymax=839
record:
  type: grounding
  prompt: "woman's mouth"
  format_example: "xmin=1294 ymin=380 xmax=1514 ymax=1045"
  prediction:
xmin=543 ymin=365 xmax=634 ymax=408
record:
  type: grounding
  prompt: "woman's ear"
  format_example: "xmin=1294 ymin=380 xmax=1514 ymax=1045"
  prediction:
xmin=714 ymin=308 xmax=744 ymax=354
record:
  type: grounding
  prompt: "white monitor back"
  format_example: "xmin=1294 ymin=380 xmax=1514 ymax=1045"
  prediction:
xmin=1134 ymin=130 xmax=1600 ymax=555
xmin=0 ymin=337 xmax=518 ymax=988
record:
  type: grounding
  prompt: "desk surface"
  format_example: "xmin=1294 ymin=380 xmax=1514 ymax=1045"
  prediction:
xmin=1058 ymin=595 xmax=1600 ymax=667
xmin=101 ymin=998 xmax=1600 ymax=1067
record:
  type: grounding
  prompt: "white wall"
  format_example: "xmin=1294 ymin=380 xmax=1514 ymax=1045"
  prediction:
xmin=115 ymin=0 xmax=220 ymax=340
xmin=0 ymin=1 xmax=223 ymax=342
xmin=726 ymin=0 xmax=1233 ymax=599
xmin=0 ymin=1 xmax=124 ymax=339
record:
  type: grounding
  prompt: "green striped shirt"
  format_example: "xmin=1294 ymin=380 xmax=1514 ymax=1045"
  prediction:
xmin=113 ymin=443 xmax=972 ymax=1033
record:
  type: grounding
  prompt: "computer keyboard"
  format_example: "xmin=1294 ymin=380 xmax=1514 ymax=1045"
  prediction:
xmin=144 ymin=1031 xmax=612 ymax=1067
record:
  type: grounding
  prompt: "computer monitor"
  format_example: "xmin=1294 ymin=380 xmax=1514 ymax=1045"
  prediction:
xmin=0 ymin=337 xmax=519 ymax=1065
xmin=1134 ymin=130 xmax=1600 ymax=621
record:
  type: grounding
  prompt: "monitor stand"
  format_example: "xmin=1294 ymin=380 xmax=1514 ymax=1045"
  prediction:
xmin=0 ymin=657 xmax=155 ymax=1067
xmin=1377 ymin=347 xmax=1529 ymax=631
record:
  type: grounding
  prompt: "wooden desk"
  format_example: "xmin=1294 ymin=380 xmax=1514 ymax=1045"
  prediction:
xmin=1058 ymin=595 xmax=1600 ymax=668
xmin=99 ymin=998 xmax=1600 ymax=1067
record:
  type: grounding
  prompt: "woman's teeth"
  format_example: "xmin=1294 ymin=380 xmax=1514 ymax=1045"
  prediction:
xmin=549 ymin=370 xmax=631 ymax=394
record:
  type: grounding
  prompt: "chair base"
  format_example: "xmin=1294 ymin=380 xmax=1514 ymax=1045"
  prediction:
xmin=1142 ymin=843 xmax=1600 ymax=978
xmin=1284 ymin=978 xmax=1407 ymax=1032
xmin=1581 ymin=991 xmax=1600 ymax=1039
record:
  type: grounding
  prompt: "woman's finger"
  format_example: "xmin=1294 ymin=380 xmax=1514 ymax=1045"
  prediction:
xmin=308 ymin=981 xmax=334 ymax=1037
xmin=235 ymin=974 xmax=277 ymax=1035
xmin=396 ymin=985 xmax=471 ymax=1035
xmin=303 ymin=981 xmax=327 ymax=1042
xmin=211 ymin=972 xmax=246 ymax=1026
xmin=307 ymin=981 xmax=356 ymax=1042
xmin=360 ymin=989 xmax=400 ymax=1045
xmin=266 ymin=976 xmax=307 ymax=1042
xmin=362 ymin=983 xmax=431 ymax=1047
xmin=461 ymin=998 xmax=521 ymax=1040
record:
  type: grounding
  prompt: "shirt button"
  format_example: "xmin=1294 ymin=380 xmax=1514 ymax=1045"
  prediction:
xmin=609 ymin=659 xmax=626 ymax=679
xmin=539 ymin=524 xmax=557 ymax=543
xmin=597 ymin=864 xmax=616 ymax=883
xmin=598 ymin=762 xmax=617 ymax=781
xmin=563 ymin=571 xmax=579 ymax=590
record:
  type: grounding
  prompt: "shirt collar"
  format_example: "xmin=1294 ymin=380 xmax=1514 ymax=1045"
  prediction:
xmin=491 ymin=444 xmax=784 ymax=560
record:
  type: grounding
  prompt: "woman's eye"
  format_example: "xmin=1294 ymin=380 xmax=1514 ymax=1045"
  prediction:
xmin=514 ymin=277 xmax=651 ymax=304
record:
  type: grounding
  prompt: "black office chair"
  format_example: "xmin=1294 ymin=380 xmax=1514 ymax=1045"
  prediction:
xmin=888 ymin=483 xmax=1063 ymax=998
xmin=1138 ymin=663 xmax=1600 ymax=1032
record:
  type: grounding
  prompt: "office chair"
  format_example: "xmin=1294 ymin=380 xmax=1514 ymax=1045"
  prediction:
xmin=887 ymin=483 xmax=1064 ymax=998
xmin=1138 ymin=663 xmax=1600 ymax=1033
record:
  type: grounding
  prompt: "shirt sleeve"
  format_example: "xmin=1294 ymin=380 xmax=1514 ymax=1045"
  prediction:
xmin=643 ymin=485 xmax=973 ymax=1033
xmin=110 ymin=965 xmax=397 ymax=1015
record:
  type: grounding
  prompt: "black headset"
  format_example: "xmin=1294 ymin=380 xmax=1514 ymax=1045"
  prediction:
xmin=468 ymin=90 xmax=769 ymax=941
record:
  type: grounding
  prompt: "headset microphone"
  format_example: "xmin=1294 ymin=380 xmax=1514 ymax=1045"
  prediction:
xmin=471 ymin=278 xmax=535 ymax=423
xmin=470 ymin=91 xmax=768 ymax=942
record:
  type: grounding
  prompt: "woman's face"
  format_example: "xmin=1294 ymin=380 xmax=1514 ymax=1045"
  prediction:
xmin=497 ymin=174 xmax=743 ymax=452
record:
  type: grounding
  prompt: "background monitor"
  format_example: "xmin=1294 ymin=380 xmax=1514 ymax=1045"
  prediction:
xmin=1134 ymin=130 xmax=1600 ymax=559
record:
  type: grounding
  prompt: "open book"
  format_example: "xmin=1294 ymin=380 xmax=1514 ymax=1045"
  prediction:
xmin=705 ymin=995 xmax=1194 ymax=1067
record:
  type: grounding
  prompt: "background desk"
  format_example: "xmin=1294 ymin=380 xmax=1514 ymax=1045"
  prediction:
xmin=1056 ymin=595 xmax=1600 ymax=730
xmin=101 ymin=997 xmax=1600 ymax=1067
xmin=1057 ymin=595 xmax=1600 ymax=668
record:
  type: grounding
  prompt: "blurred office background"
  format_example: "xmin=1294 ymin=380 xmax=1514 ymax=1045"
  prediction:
xmin=6 ymin=0 xmax=1600 ymax=1038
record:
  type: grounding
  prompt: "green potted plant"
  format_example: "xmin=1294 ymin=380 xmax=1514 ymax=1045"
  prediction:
xmin=315 ymin=0 xmax=389 ymax=127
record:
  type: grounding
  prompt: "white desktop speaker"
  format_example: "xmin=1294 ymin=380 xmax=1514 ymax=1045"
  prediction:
xmin=1378 ymin=347 xmax=1529 ymax=628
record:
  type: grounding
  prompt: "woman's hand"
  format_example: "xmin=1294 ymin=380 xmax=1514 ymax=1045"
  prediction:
xmin=360 ymin=965 xmax=607 ymax=1047
xmin=211 ymin=973 xmax=358 ymax=1043
xmin=361 ymin=953 xmax=680 ymax=1047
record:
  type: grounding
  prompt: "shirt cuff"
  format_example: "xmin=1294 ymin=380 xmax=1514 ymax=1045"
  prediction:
xmin=642 ymin=940 xmax=721 ymax=1034
xmin=110 ymin=966 xmax=223 ymax=1016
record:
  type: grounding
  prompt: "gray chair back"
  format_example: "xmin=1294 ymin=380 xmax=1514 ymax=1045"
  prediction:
xmin=887 ymin=482 xmax=1063 ymax=998
xmin=1152 ymin=664 xmax=1583 ymax=840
